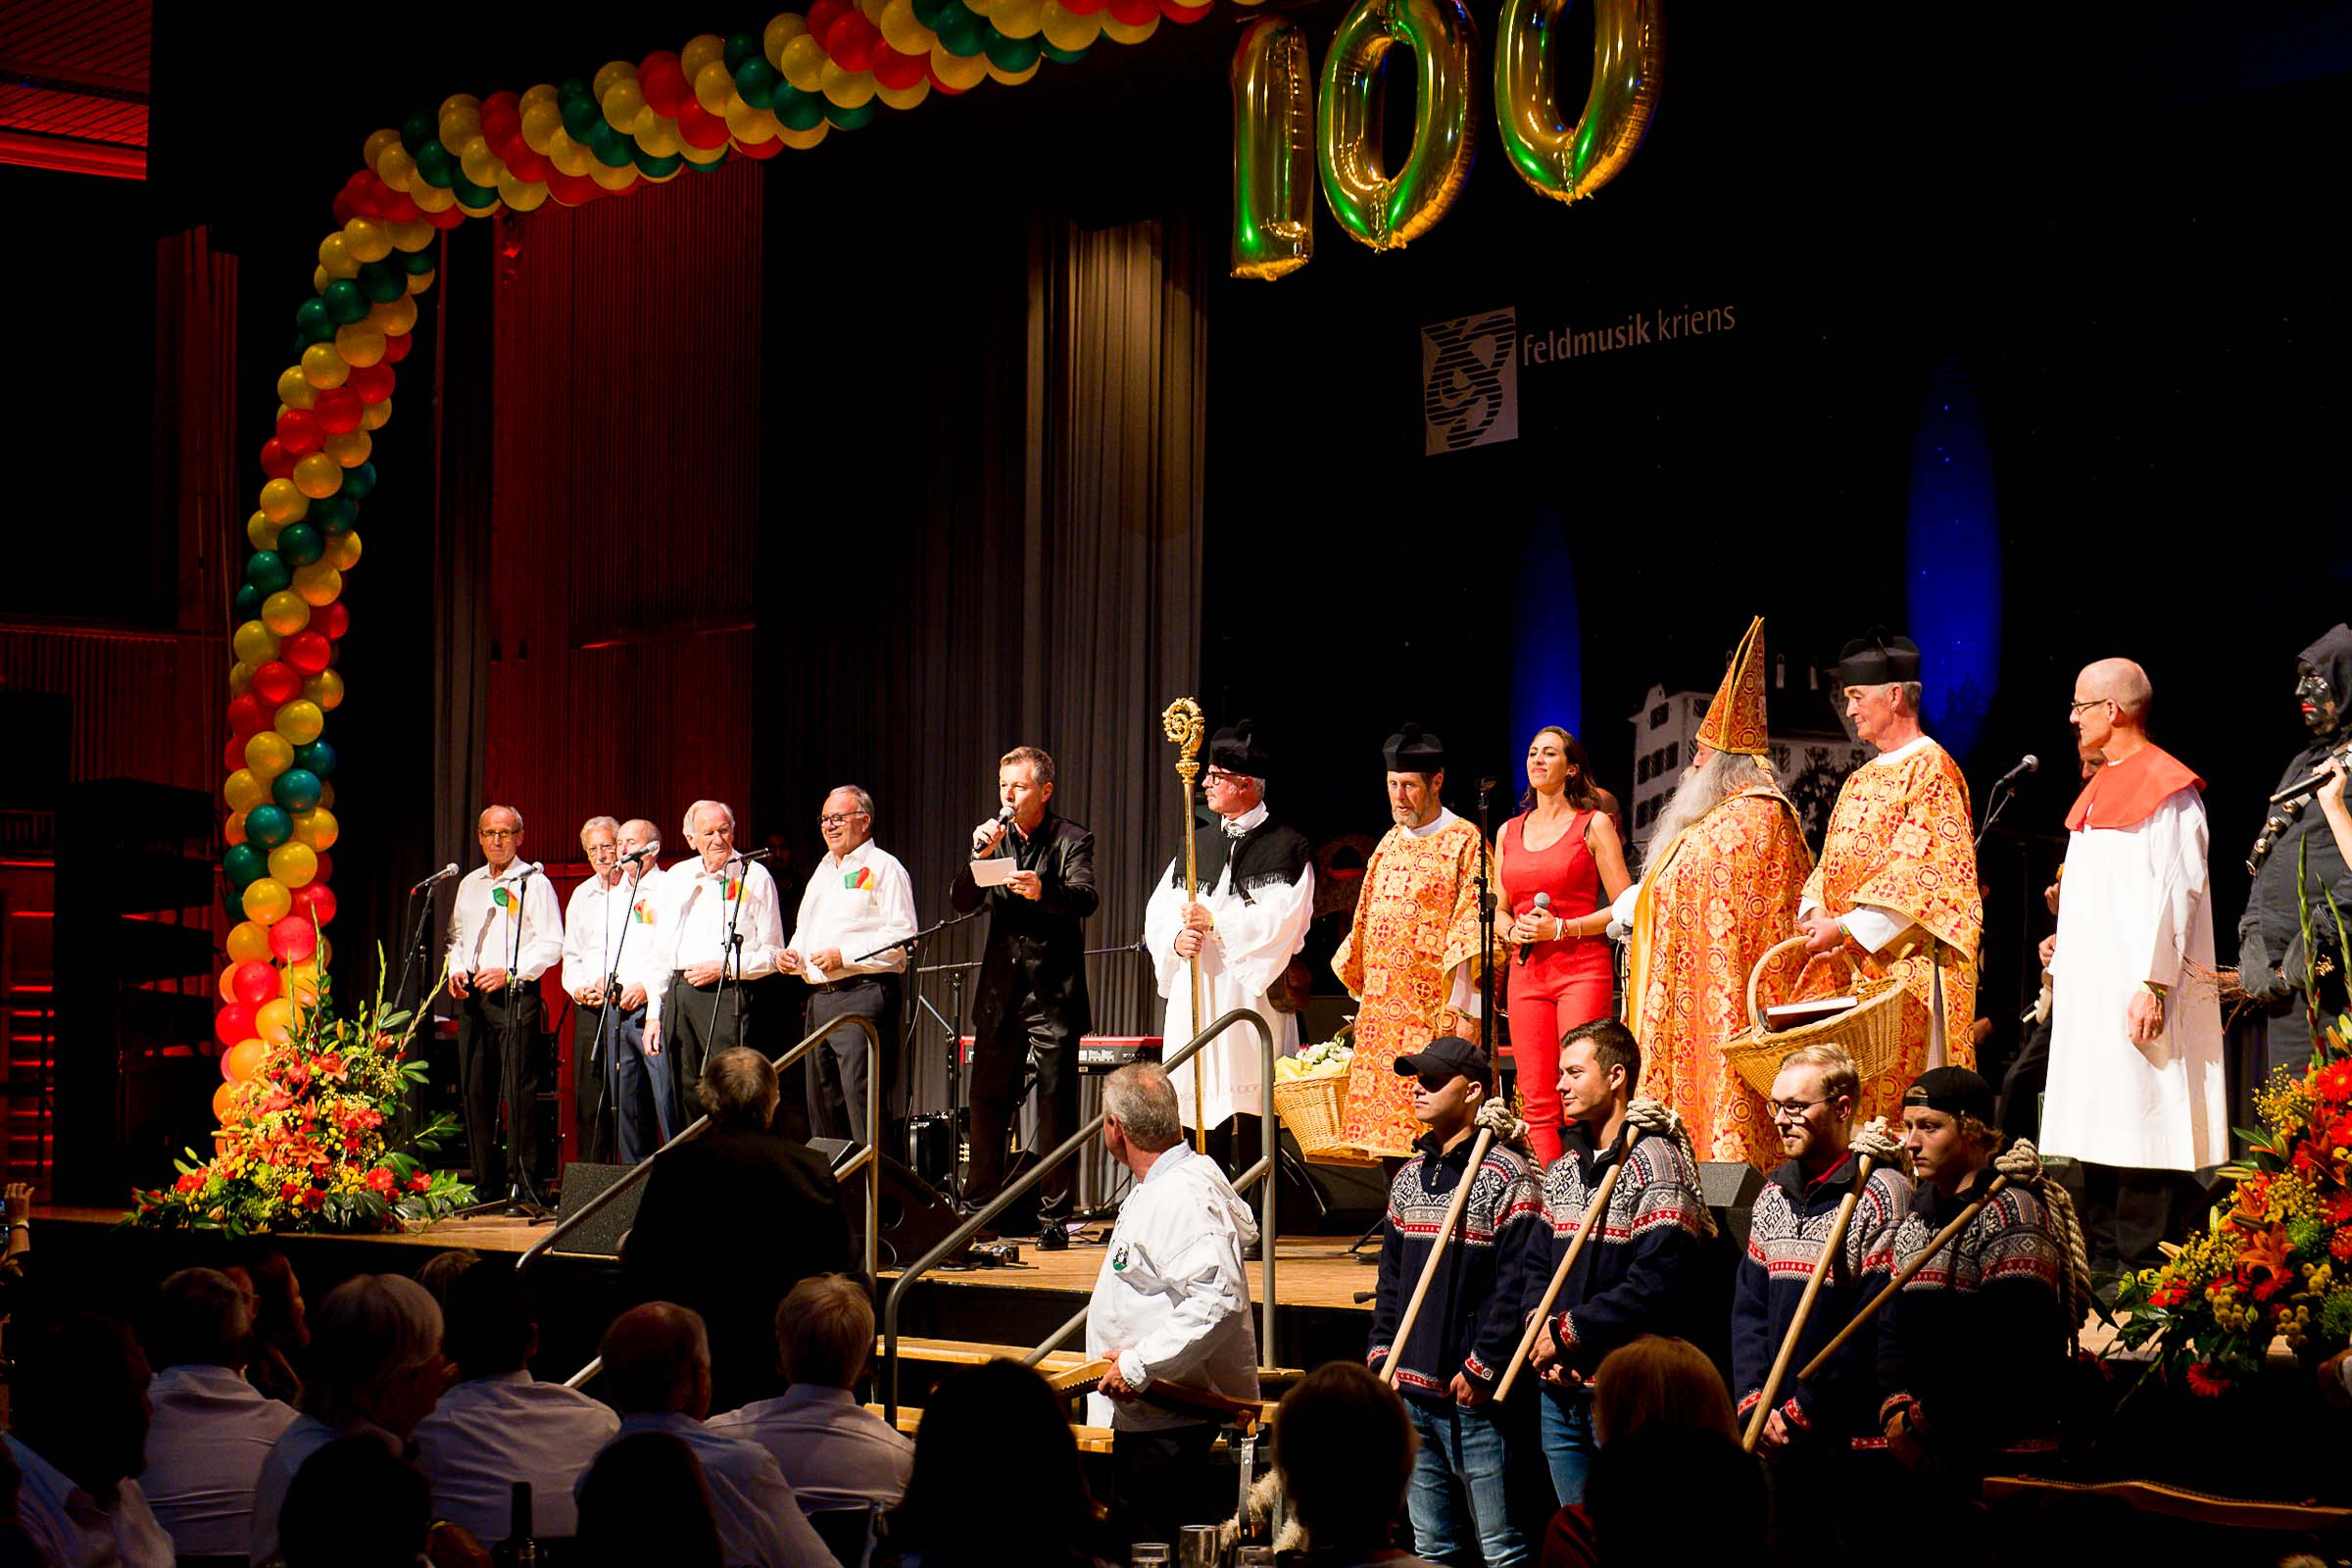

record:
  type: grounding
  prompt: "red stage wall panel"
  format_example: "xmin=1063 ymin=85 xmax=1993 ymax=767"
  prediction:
xmin=0 ymin=624 xmax=221 ymax=790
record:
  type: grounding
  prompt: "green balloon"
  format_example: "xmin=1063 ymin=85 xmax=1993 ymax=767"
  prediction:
xmin=634 ymin=148 xmax=684 ymax=177
xmin=275 ymin=523 xmax=324 ymax=568
xmin=323 ymin=279 xmax=369 ymax=324
xmin=224 ymin=843 xmax=267 ymax=891
xmin=272 ymin=768 xmax=322 ymax=812
xmin=400 ymin=111 xmax=433 ymax=153
xmin=735 ymin=59 xmax=781 ymax=111
xmin=401 ymin=248 xmax=437 ymax=276
xmin=244 ymin=805 xmax=293 ymax=850
xmin=723 ymin=32 xmax=759 ymax=72
xmin=774 ymin=86 xmax=826 ymax=131
xmin=295 ymin=297 xmax=331 ymax=335
xmin=823 ymin=99 xmax=878 ymax=130
xmin=414 ymin=139 xmax=456 ymax=189
xmin=1043 ymin=40 xmax=1092 ymax=64
xmin=246 ymin=550 xmax=291 ymax=593
xmin=933 ymin=8 xmax=986 ymax=57
xmin=343 ymin=462 xmax=378 ymax=501
xmin=588 ymin=121 xmax=634 ymax=169
xmin=233 ymin=583 xmax=263 ymax=620
xmin=558 ymin=76 xmax=589 ymax=100
xmin=359 ymin=263 xmax=405 ymax=304
xmin=294 ymin=739 xmax=338 ymax=778
xmin=451 ymin=173 xmax=500 ymax=208
xmin=562 ymin=94 xmax=602 ymax=141
xmin=981 ymin=25 xmax=1041 ymax=71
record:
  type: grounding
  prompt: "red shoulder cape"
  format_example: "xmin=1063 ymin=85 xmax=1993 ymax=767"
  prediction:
xmin=2065 ymin=743 xmax=2204 ymax=831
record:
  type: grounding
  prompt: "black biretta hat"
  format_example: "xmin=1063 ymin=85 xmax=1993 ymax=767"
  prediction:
xmin=1210 ymin=719 xmax=1272 ymax=779
xmin=1383 ymin=722 xmax=1446 ymax=773
xmin=1831 ymin=626 xmax=1923 ymax=688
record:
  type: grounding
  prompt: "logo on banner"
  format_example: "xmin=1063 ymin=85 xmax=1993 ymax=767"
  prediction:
xmin=1421 ymin=308 xmax=1520 ymax=456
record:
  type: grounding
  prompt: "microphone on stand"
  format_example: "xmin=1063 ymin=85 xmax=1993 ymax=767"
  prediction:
xmin=2271 ymin=744 xmax=2352 ymax=807
xmin=516 ymin=860 xmax=546 ymax=880
xmin=1991 ymin=754 xmax=2039 ymax=791
xmin=412 ymin=862 xmax=461 ymax=894
xmin=618 ymin=846 xmax=654 ymax=865
xmin=1517 ymin=893 xmax=1551 ymax=966
xmin=973 ymin=804 xmax=1015 ymax=856
xmin=727 ymin=848 xmax=776 ymax=862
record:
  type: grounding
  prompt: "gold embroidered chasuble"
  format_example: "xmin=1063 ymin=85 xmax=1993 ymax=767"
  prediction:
xmin=1332 ymin=815 xmax=1496 ymax=1157
xmin=1622 ymin=786 xmax=1814 ymax=1169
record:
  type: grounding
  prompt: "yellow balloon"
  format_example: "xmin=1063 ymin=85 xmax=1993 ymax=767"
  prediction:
xmin=1229 ymin=14 xmax=1316 ymax=279
xmin=343 ymin=218 xmax=392 ymax=263
xmin=370 ymin=294 xmax=417 ymax=335
xmin=499 ymin=173 xmax=550 ymax=211
xmin=224 ymin=768 xmax=268 ymax=811
xmin=409 ymin=179 xmax=456 ymax=214
xmin=636 ymin=117 xmax=682 ymax=157
xmin=318 ymin=782 xmax=336 ymax=811
xmin=591 ymin=59 xmax=637 ymax=99
xmin=261 ymin=590 xmax=311 ymax=637
xmin=520 ymin=82 xmax=559 ymax=108
xmin=322 ymin=430 xmax=370 ymax=470
xmin=403 ymin=266 xmax=434 ymax=295
xmin=878 ymin=78 xmax=931 ymax=110
xmin=860 ymin=0 xmax=891 ymax=21
xmin=227 ymin=920 xmax=272 ymax=963
xmin=680 ymin=33 xmax=728 ymax=79
xmin=363 ymin=392 xmax=397 ymax=427
xmin=963 ymin=0 xmax=999 ymax=14
xmin=292 ymin=807 xmax=340 ymax=852
xmin=301 ymin=343 xmax=349 ymax=389
xmin=283 ymin=960 xmax=326 ymax=1005
xmin=1102 ymin=10 xmax=1158 ymax=41
xmin=254 ymin=996 xmax=296 ymax=1043
xmin=521 ymin=100 xmax=564 ymax=155
xmin=333 ymin=321 xmax=386 ymax=368
xmin=679 ymin=139 xmax=729 ymax=167
xmin=603 ymin=78 xmax=648 ymax=131
xmin=993 ymin=0 xmax=1044 ymax=37
xmin=765 ymin=12 xmax=809 ymax=66
xmin=589 ymin=161 xmax=640 ymax=192
xmin=440 ymin=109 xmax=484 ymax=155
xmin=986 ymin=58 xmax=1041 ymax=83
xmin=219 ymin=964 xmax=243 ymax=1004
xmin=303 ymin=668 xmax=346 ymax=710
xmin=318 ymin=233 xmax=360 ymax=280
xmin=726 ymin=97 xmax=780 ymax=142
xmin=546 ymin=128 xmax=594 ymax=177
xmin=232 ymin=620 xmax=279 ymax=666
xmin=273 ymin=699 xmax=324 ymax=746
xmin=330 ymin=531 xmax=364 ymax=570
xmin=782 ymin=34 xmax=830 ymax=93
xmin=261 ymin=477 xmax=308 ymax=522
xmin=377 ymin=144 xmax=417 ymax=191
xmin=931 ymin=44 xmax=989 ymax=87
xmin=779 ymin=121 xmax=832 ymax=150
xmin=268 ymin=841 xmax=318 ymax=889
xmin=821 ymin=63 xmax=878 ymax=107
xmin=695 ymin=60 xmax=736 ymax=115
xmin=276 ymin=367 xmax=317 ymax=411
xmin=229 ymin=661 xmax=256 ymax=696
xmin=293 ymin=452 xmax=344 ymax=500
xmin=364 ymin=126 xmax=402 ymax=167
xmin=386 ymin=219 xmax=433 ymax=253
xmin=460 ymin=139 xmax=506 ymax=189
xmin=882 ymin=0 xmax=940 ymax=53
xmin=243 ymin=880 xmax=293 ymax=932
xmin=245 ymin=731 xmax=294 ymax=779
xmin=292 ymin=563 xmax=343 ymax=607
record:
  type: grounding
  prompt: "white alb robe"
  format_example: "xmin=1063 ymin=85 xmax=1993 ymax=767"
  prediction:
xmin=2042 ymin=785 xmax=2229 ymax=1171
xmin=1143 ymin=848 xmax=1313 ymax=1130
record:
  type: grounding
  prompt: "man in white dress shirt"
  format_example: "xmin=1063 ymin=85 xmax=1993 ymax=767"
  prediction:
xmin=139 ymin=1268 xmax=299 ymax=1557
xmin=640 ymin=801 xmax=786 ymax=1109
xmin=446 ymin=804 xmax=564 ymax=1201
xmin=783 ymin=786 xmax=918 ymax=1145
xmin=413 ymin=1262 xmax=618 ymax=1542
xmin=1084 ymin=1062 xmax=1260 ymax=1553
xmin=584 ymin=1302 xmax=831 ymax=1568
xmin=709 ymin=1273 xmax=913 ymax=1514
xmin=6 ymin=1311 xmax=176 ymax=1568
xmin=2041 ymin=659 xmax=2228 ymax=1277
xmin=563 ymin=815 xmax=672 ymax=1163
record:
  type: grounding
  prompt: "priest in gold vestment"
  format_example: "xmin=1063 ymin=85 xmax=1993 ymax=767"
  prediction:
xmin=1796 ymin=630 xmax=1984 ymax=1126
xmin=1614 ymin=618 xmax=1814 ymax=1168
xmin=1334 ymin=724 xmax=1498 ymax=1157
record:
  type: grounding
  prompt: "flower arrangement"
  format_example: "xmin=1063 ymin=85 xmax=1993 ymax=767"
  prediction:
xmin=129 ymin=954 xmax=474 ymax=1235
xmin=1276 ymin=1026 xmax=1355 ymax=1080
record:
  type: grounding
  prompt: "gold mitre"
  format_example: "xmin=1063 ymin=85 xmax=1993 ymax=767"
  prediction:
xmin=1695 ymin=616 xmax=1770 ymax=757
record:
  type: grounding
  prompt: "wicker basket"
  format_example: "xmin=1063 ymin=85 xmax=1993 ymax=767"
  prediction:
xmin=1721 ymin=935 xmax=1911 ymax=1102
xmin=1273 ymin=1070 xmax=1381 ymax=1168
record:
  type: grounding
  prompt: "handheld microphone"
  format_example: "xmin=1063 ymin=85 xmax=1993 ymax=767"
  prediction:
xmin=618 ymin=846 xmax=654 ymax=865
xmin=973 ymin=804 xmax=1015 ymax=855
xmin=1517 ymin=892 xmax=1551 ymax=966
xmin=2271 ymin=744 xmax=2352 ymax=807
xmin=412 ymin=862 xmax=461 ymax=894
xmin=1991 ymin=754 xmax=2039 ymax=790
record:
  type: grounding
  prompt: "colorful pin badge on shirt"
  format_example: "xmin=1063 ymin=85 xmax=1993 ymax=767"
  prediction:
xmin=491 ymin=886 xmax=514 ymax=909
xmin=632 ymin=899 xmax=656 ymax=925
xmin=725 ymin=876 xmax=743 ymax=904
xmin=845 ymin=867 xmax=875 ymax=891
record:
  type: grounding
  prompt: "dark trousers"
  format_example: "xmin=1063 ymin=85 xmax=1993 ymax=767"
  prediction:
xmin=1999 ymin=1011 xmax=2052 ymax=1146
xmin=662 ymin=973 xmax=756 ymax=1118
xmin=2078 ymin=1161 xmax=2197 ymax=1275
xmin=806 ymin=974 xmax=902 ymax=1146
xmin=1109 ymin=1421 xmax=1222 ymax=1553
xmin=458 ymin=986 xmax=543 ymax=1196
xmin=2263 ymin=971 xmax=2348 ymax=1080
xmin=574 ymin=1003 xmax=670 ymax=1165
xmin=967 ymin=1004 xmax=1080 ymax=1224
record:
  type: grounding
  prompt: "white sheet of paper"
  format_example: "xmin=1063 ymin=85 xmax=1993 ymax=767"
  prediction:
xmin=971 ymin=856 xmax=1018 ymax=888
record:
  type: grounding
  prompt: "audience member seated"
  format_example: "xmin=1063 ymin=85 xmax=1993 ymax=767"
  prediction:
xmin=576 ymin=1433 xmax=724 ymax=1568
xmin=4 ymin=1308 xmax=175 ymax=1567
xmin=585 ymin=1301 xmax=832 ymax=1568
xmin=626 ymin=1049 xmax=853 ymax=1409
xmin=413 ymin=1261 xmax=619 ymax=1543
xmin=139 ymin=1266 xmax=300 ymax=1558
xmin=882 ymin=1360 xmax=1110 ymax=1568
xmin=711 ymin=1274 xmax=912 ymax=1514
xmin=1269 ymin=1360 xmax=1433 ymax=1568
xmin=413 ymin=1248 xmax=482 ymax=1309
xmin=227 ymin=1248 xmax=311 ymax=1407
xmin=1541 ymin=1337 xmax=1738 ymax=1568
xmin=1581 ymin=1427 xmax=1763 ymax=1565
xmin=279 ymin=1435 xmax=463 ymax=1568
xmin=251 ymin=1274 xmax=448 ymax=1568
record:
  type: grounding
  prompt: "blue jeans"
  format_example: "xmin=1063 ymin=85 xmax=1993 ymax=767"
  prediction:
xmin=1403 ymin=1396 xmax=1528 ymax=1567
xmin=603 ymin=1005 xmax=675 ymax=1163
xmin=1540 ymin=1390 xmax=1599 ymax=1506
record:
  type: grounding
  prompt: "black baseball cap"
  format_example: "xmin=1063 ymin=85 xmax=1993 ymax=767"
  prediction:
xmin=1394 ymin=1036 xmax=1494 ymax=1092
xmin=1902 ymin=1066 xmax=1995 ymax=1124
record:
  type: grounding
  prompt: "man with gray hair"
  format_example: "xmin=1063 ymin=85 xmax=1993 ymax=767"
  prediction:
xmin=446 ymin=804 xmax=564 ymax=1204
xmin=710 ymin=1274 xmax=913 ymax=1512
xmin=783 ymin=785 xmax=918 ymax=1145
xmin=638 ymin=799 xmax=786 ymax=1099
xmin=140 ymin=1268 xmax=299 ymax=1557
xmin=563 ymin=814 xmax=671 ymax=1163
xmin=1084 ymin=1061 xmax=1260 ymax=1552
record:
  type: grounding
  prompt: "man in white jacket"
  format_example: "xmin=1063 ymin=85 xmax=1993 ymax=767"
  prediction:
xmin=1085 ymin=1062 xmax=1260 ymax=1553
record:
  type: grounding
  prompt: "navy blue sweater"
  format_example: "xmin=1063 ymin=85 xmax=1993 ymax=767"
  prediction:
xmin=1369 ymin=1131 xmax=1544 ymax=1400
xmin=1515 ymin=1120 xmax=1710 ymax=1379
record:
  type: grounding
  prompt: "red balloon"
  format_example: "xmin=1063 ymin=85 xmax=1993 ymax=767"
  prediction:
xmin=290 ymin=881 xmax=338 ymax=927
xmin=384 ymin=328 xmax=416 ymax=362
xmin=232 ymin=959 xmax=279 ymax=1005
xmin=260 ymin=439 xmax=296 ymax=479
xmin=826 ymin=14 xmax=880 ymax=72
xmin=215 ymin=1003 xmax=256 ymax=1050
xmin=270 ymin=917 xmax=318 ymax=963
xmin=1106 ymin=0 xmax=1156 ymax=24
xmin=427 ymin=203 xmax=466 ymax=230
xmin=676 ymin=102 xmax=732 ymax=150
xmin=276 ymin=408 xmax=322 ymax=456
xmin=223 ymin=733 xmax=249 ymax=770
xmin=281 ymin=630 xmax=331 ymax=675
xmin=1160 ymin=0 xmax=1212 ymax=20
xmin=314 ymin=853 xmax=334 ymax=883
xmin=807 ymin=0 xmax=853 ymax=45
xmin=348 ymin=363 xmax=396 ymax=403
xmin=873 ymin=45 xmax=927 ymax=89
xmin=331 ymin=194 xmax=357 ymax=226
xmin=253 ymin=661 xmax=304 ymax=704
xmin=736 ymin=133 xmax=783 ymax=161
xmin=318 ymin=602 xmax=350 ymax=639
xmin=1058 ymin=0 xmax=1102 ymax=14
xmin=506 ymin=146 xmax=552 ymax=183
xmin=641 ymin=56 xmax=691 ymax=117
xmin=227 ymin=693 xmax=274 ymax=738
xmin=546 ymin=169 xmax=602 ymax=206
xmin=380 ymin=187 xmax=420 ymax=223
xmin=314 ymin=386 xmax=365 ymax=435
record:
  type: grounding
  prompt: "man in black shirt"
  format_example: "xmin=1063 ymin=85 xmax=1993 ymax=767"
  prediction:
xmin=2240 ymin=623 xmax=2352 ymax=1078
xmin=953 ymin=745 xmax=1099 ymax=1243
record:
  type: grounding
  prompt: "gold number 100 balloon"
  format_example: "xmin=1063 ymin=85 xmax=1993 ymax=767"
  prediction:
xmin=1230 ymin=16 xmax=1316 ymax=279
xmin=1315 ymin=0 xmax=1479 ymax=252
xmin=1494 ymin=0 xmax=1662 ymax=204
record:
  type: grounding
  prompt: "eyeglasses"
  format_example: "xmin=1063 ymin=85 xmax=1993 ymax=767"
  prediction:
xmin=1767 ymin=1097 xmax=1829 ymax=1120
xmin=2067 ymin=697 xmax=2110 ymax=715
xmin=585 ymin=842 xmax=617 ymax=855
xmin=818 ymin=811 xmax=868 ymax=828
xmin=478 ymin=829 xmax=520 ymax=842
xmin=1203 ymin=769 xmax=1245 ymax=785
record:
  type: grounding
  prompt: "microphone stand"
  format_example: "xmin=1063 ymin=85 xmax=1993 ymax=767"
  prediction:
xmin=1476 ymin=777 xmax=1497 ymax=1059
xmin=705 ymin=858 xmax=755 ymax=1063
xmin=390 ymin=875 xmax=443 ymax=1025
xmin=1975 ymin=774 xmax=2021 ymax=852
xmin=893 ymin=908 xmax=988 ymax=1207
xmin=498 ymin=865 xmax=553 ymax=1221
xmin=587 ymin=866 xmax=643 ymax=1166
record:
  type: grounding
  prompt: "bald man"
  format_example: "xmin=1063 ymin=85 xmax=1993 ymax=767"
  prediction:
xmin=2041 ymin=659 xmax=2226 ymax=1278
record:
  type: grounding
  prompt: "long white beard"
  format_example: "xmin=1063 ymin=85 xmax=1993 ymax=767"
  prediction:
xmin=1647 ymin=751 xmax=1755 ymax=854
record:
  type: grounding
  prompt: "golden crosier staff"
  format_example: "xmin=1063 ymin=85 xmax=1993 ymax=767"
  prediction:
xmin=1161 ymin=697 xmax=1209 ymax=1153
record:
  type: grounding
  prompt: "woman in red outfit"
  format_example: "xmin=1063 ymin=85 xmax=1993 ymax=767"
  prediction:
xmin=1497 ymin=727 xmax=1633 ymax=1166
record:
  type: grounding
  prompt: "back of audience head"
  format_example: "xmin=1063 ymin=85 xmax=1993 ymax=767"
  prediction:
xmin=233 ymin=1247 xmax=309 ymax=1347
xmin=1587 ymin=1426 xmax=1762 ymax=1557
xmin=699 ymin=1047 xmax=779 ymax=1129
xmin=602 ymin=1301 xmax=712 ymax=1419
xmin=1591 ymin=1334 xmax=1737 ymax=1445
xmin=894 ymin=1360 xmax=1098 ymax=1557
xmin=303 ymin=1273 xmax=446 ymax=1438
xmin=10 ymin=1309 xmax=152 ymax=1501
xmin=1275 ymin=1361 xmax=1415 ymax=1556
xmin=576 ymin=1433 xmax=723 ymax=1568
xmin=413 ymin=1247 xmax=482 ymax=1309
xmin=280 ymin=1436 xmax=429 ymax=1568
xmin=442 ymin=1259 xmax=537 ymax=1382
xmin=777 ymin=1274 xmax=872 ymax=1390
xmin=150 ymin=1266 xmax=254 ymax=1372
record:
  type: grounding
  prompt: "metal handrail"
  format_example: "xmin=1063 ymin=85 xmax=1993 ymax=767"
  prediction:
xmin=883 ymin=1006 xmax=1276 ymax=1421
xmin=522 ymin=1012 xmax=883 ymax=1386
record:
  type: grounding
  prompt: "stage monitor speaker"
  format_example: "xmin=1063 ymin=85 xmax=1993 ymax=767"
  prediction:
xmin=551 ymin=1161 xmax=644 ymax=1259
xmin=1699 ymin=1160 xmax=1766 ymax=1250
xmin=849 ymin=1152 xmax=965 ymax=1271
